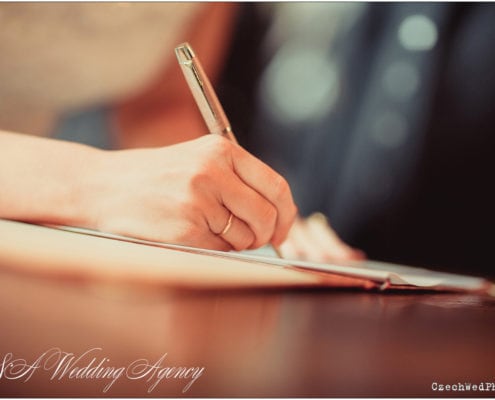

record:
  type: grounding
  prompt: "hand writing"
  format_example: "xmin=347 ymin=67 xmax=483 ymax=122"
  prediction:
xmin=85 ymin=135 xmax=297 ymax=251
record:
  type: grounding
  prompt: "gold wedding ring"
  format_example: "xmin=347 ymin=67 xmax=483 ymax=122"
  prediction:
xmin=219 ymin=213 xmax=234 ymax=236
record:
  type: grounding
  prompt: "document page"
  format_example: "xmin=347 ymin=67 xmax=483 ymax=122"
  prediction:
xmin=0 ymin=219 xmax=492 ymax=293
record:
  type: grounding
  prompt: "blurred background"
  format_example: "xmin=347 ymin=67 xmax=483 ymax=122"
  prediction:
xmin=1 ymin=2 xmax=494 ymax=277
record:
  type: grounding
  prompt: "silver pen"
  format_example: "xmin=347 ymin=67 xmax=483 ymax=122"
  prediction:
xmin=175 ymin=42 xmax=237 ymax=143
xmin=175 ymin=42 xmax=282 ymax=258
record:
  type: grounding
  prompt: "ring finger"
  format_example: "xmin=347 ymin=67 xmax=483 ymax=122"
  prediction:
xmin=209 ymin=207 xmax=256 ymax=251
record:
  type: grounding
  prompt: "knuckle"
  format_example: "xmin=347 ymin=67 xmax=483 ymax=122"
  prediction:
xmin=253 ymin=204 xmax=277 ymax=247
xmin=263 ymin=203 xmax=278 ymax=227
xmin=188 ymin=168 xmax=211 ymax=193
xmin=189 ymin=149 xmax=231 ymax=191
xmin=188 ymin=159 xmax=221 ymax=193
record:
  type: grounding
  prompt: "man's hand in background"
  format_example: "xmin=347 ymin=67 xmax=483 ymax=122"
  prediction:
xmin=279 ymin=212 xmax=365 ymax=263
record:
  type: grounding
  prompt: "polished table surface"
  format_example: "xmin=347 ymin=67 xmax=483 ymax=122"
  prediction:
xmin=1 ymin=267 xmax=494 ymax=397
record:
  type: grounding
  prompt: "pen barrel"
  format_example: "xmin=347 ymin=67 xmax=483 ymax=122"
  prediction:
xmin=175 ymin=44 xmax=237 ymax=143
xmin=176 ymin=42 xmax=281 ymax=258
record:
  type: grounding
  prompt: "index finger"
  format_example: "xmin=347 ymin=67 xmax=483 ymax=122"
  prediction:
xmin=230 ymin=144 xmax=297 ymax=246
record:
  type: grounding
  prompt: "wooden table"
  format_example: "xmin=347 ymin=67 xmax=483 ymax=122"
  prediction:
xmin=0 ymin=267 xmax=494 ymax=397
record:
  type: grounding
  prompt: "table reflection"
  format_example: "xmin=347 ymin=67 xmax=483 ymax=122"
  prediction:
xmin=0 ymin=268 xmax=494 ymax=396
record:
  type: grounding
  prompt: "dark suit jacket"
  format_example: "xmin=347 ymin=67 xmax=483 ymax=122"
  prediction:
xmin=220 ymin=3 xmax=495 ymax=277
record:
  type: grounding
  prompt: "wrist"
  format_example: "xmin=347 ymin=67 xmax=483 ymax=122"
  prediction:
xmin=65 ymin=145 xmax=109 ymax=230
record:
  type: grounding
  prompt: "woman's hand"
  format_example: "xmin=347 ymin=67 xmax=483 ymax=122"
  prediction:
xmin=84 ymin=135 xmax=298 ymax=251
xmin=279 ymin=212 xmax=365 ymax=263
